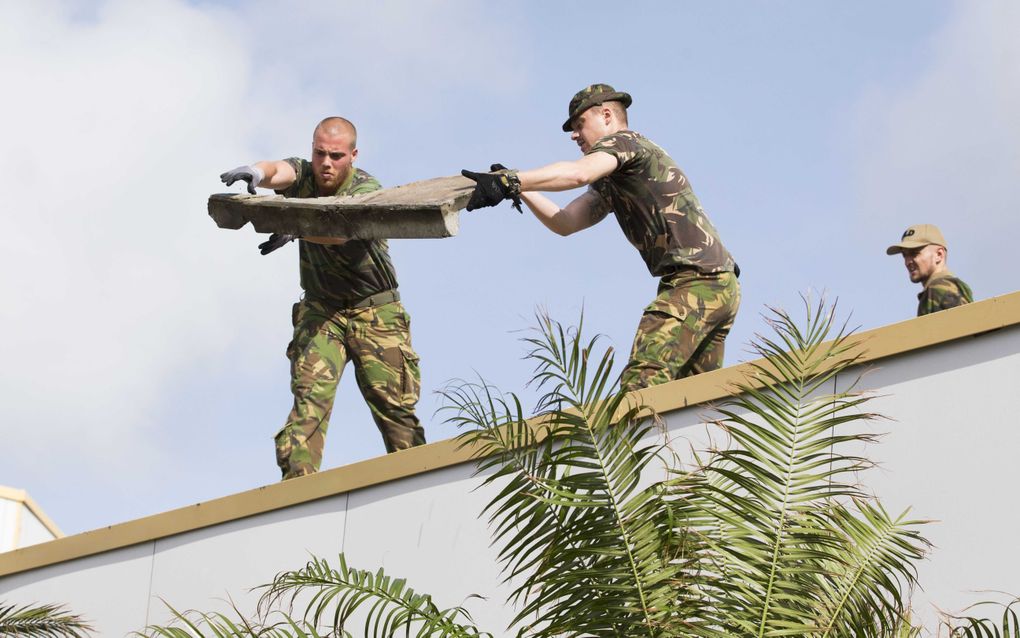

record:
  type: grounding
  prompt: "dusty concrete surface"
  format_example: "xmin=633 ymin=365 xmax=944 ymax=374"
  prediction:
xmin=208 ymin=174 xmax=476 ymax=239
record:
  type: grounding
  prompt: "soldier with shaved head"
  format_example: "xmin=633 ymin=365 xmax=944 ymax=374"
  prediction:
xmin=462 ymin=84 xmax=740 ymax=393
xmin=220 ymin=117 xmax=425 ymax=480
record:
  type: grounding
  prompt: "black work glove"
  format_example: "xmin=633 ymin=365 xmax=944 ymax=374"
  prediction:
xmin=489 ymin=163 xmax=524 ymax=213
xmin=460 ymin=166 xmax=522 ymax=213
xmin=258 ymin=233 xmax=297 ymax=255
xmin=220 ymin=165 xmax=265 ymax=195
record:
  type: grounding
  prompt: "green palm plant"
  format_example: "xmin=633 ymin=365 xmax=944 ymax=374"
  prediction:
xmin=143 ymin=299 xmax=931 ymax=637
xmin=661 ymin=299 xmax=929 ymax=637
xmin=140 ymin=555 xmax=489 ymax=638
xmin=937 ymin=597 xmax=1020 ymax=637
xmin=442 ymin=314 xmax=684 ymax=637
xmin=0 ymin=601 xmax=92 ymax=637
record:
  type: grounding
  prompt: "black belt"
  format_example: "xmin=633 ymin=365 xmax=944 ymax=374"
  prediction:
xmin=659 ymin=264 xmax=740 ymax=279
xmin=310 ymin=289 xmax=400 ymax=310
xmin=347 ymin=289 xmax=400 ymax=309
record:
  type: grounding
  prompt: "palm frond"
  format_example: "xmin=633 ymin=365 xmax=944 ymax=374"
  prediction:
xmin=139 ymin=599 xmax=312 ymax=637
xmin=939 ymin=597 xmax=1020 ymax=638
xmin=447 ymin=311 xmax=684 ymax=637
xmin=0 ymin=602 xmax=92 ymax=638
xmin=141 ymin=557 xmax=488 ymax=638
xmin=665 ymin=295 xmax=930 ymax=637
xmin=257 ymin=555 xmax=490 ymax=638
xmin=816 ymin=503 xmax=929 ymax=638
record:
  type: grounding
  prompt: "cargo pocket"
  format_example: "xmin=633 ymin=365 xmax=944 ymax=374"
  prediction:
xmin=398 ymin=343 xmax=421 ymax=405
xmin=642 ymin=293 xmax=689 ymax=328
xmin=285 ymin=302 xmax=304 ymax=359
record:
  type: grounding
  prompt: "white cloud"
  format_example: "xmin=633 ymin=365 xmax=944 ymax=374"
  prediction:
xmin=0 ymin=0 xmax=281 ymax=479
xmin=0 ymin=0 xmax=532 ymax=531
xmin=849 ymin=0 xmax=1020 ymax=271
xmin=244 ymin=0 xmax=530 ymax=105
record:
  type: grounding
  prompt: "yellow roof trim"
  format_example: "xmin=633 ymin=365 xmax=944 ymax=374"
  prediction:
xmin=1 ymin=291 xmax=1018 ymax=577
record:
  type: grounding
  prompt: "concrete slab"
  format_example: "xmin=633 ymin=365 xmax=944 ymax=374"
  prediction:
xmin=208 ymin=174 xmax=475 ymax=239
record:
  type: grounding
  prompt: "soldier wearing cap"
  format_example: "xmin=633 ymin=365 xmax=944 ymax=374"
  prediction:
xmin=461 ymin=84 xmax=740 ymax=392
xmin=886 ymin=224 xmax=973 ymax=316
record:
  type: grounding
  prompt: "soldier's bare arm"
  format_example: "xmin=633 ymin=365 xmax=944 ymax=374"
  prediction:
xmin=521 ymin=189 xmax=610 ymax=237
xmin=252 ymin=160 xmax=298 ymax=190
xmin=517 ymin=151 xmax=618 ymax=192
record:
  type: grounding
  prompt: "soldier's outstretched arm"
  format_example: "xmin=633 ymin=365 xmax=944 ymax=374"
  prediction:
xmin=251 ymin=160 xmax=298 ymax=191
xmin=219 ymin=160 xmax=297 ymax=194
xmin=517 ymin=152 xmax=617 ymax=192
xmin=521 ymin=189 xmax=610 ymax=237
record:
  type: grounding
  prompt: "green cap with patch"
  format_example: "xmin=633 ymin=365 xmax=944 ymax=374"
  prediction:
xmin=562 ymin=83 xmax=632 ymax=132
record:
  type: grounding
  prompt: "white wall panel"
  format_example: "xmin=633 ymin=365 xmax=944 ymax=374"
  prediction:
xmin=145 ymin=495 xmax=349 ymax=628
xmin=18 ymin=510 xmax=54 ymax=549
xmin=343 ymin=463 xmax=517 ymax=634
xmin=843 ymin=331 xmax=1020 ymax=625
xmin=0 ymin=542 xmax=154 ymax=637
xmin=0 ymin=500 xmax=17 ymax=552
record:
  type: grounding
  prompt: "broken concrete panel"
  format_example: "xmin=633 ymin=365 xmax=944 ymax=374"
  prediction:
xmin=208 ymin=174 xmax=476 ymax=239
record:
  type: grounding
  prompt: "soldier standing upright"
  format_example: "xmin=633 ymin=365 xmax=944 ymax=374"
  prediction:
xmin=461 ymin=84 xmax=740 ymax=392
xmin=886 ymin=223 xmax=973 ymax=316
xmin=220 ymin=117 xmax=425 ymax=480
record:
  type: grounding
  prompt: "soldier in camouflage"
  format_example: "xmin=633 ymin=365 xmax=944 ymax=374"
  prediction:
xmin=886 ymin=223 xmax=973 ymax=316
xmin=220 ymin=117 xmax=425 ymax=480
xmin=461 ymin=84 xmax=740 ymax=392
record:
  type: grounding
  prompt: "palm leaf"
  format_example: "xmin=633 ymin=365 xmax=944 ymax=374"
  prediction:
xmin=257 ymin=555 xmax=489 ymax=638
xmin=449 ymin=312 xmax=684 ymax=637
xmin=665 ymin=295 xmax=930 ymax=637
xmin=139 ymin=599 xmax=315 ymax=637
xmin=939 ymin=597 xmax=1020 ymax=638
xmin=141 ymin=557 xmax=487 ymax=638
xmin=0 ymin=602 xmax=92 ymax=637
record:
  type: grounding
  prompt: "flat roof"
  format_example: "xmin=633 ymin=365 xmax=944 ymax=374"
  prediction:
xmin=2 ymin=291 xmax=1018 ymax=577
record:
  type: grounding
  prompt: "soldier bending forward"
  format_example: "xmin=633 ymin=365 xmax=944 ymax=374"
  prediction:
xmin=220 ymin=117 xmax=425 ymax=480
xmin=462 ymin=84 xmax=740 ymax=392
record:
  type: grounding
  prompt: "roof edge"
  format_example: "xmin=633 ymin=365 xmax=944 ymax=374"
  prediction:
xmin=0 ymin=486 xmax=64 ymax=541
xmin=2 ymin=290 xmax=1018 ymax=577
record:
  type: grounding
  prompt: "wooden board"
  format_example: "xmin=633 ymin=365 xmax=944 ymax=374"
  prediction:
xmin=208 ymin=174 xmax=476 ymax=239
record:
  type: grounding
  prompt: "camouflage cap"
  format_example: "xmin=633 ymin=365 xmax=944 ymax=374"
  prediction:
xmin=886 ymin=224 xmax=948 ymax=255
xmin=562 ymin=83 xmax=633 ymax=132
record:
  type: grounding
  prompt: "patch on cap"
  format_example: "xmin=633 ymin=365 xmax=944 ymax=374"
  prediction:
xmin=886 ymin=224 xmax=948 ymax=255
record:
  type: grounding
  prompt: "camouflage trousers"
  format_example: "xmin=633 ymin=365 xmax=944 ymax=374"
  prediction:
xmin=275 ymin=296 xmax=426 ymax=480
xmin=620 ymin=269 xmax=740 ymax=393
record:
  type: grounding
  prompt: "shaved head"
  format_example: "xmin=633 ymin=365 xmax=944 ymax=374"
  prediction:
xmin=314 ymin=117 xmax=357 ymax=149
xmin=310 ymin=117 xmax=359 ymax=195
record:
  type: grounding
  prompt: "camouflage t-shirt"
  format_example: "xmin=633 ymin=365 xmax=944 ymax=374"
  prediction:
xmin=917 ymin=270 xmax=973 ymax=316
xmin=278 ymin=158 xmax=398 ymax=305
xmin=587 ymin=131 xmax=735 ymax=277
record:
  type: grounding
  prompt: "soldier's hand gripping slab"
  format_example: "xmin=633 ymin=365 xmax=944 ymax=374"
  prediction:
xmin=219 ymin=165 xmax=265 ymax=195
xmin=258 ymin=233 xmax=297 ymax=255
xmin=460 ymin=166 xmax=523 ymax=213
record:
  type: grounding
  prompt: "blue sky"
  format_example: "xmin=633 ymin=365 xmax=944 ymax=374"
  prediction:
xmin=1 ymin=0 xmax=1017 ymax=535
